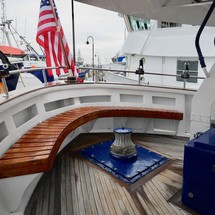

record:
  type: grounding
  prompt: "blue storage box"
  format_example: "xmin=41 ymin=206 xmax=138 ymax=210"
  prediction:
xmin=182 ymin=127 xmax=215 ymax=215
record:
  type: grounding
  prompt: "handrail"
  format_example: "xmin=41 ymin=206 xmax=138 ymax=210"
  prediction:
xmin=9 ymin=65 xmax=66 ymax=75
xmin=195 ymin=0 xmax=215 ymax=78
xmin=78 ymin=66 xmax=205 ymax=79
xmin=0 ymin=65 xmax=202 ymax=100
xmin=0 ymin=66 xmax=66 ymax=99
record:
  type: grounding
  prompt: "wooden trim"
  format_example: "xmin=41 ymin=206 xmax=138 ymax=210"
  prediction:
xmin=0 ymin=106 xmax=183 ymax=178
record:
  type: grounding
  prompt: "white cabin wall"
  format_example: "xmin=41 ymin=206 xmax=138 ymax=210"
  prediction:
xmin=126 ymin=54 xmax=210 ymax=88
xmin=122 ymin=24 xmax=215 ymax=57
xmin=121 ymin=20 xmax=215 ymax=88
xmin=190 ymin=61 xmax=215 ymax=137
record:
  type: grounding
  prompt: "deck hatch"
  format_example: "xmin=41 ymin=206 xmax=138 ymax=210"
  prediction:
xmin=78 ymin=138 xmax=169 ymax=184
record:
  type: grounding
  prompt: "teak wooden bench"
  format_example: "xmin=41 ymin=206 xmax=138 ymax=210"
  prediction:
xmin=0 ymin=106 xmax=183 ymax=178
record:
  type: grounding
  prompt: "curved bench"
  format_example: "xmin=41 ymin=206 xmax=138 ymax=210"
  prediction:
xmin=0 ymin=106 xmax=183 ymax=178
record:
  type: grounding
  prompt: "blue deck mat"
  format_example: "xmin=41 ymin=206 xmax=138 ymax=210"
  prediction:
xmin=78 ymin=138 xmax=169 ymax=184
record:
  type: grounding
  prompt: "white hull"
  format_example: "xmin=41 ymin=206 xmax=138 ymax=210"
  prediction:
xmin=0 ymin=82 xmax=196 ymax=214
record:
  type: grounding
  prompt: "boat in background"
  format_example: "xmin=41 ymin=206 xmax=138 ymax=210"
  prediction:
xmin=0 ymin=45 xmax=26 ymax=58
xmin=103 ymin=17 xmax=215 ymax=89
xmin=0 ymin=0 xmax=49 ymax=89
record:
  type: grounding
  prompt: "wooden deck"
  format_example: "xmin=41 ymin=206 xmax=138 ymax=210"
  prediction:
xmin=25 ymin=133 xmax=198 ymax=215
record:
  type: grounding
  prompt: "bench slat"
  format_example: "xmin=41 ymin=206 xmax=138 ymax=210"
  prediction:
xmin=1 ymin=150 xmax=52 ymax=160
xmin=12 ymin=142 xmax=55 ymax=148
xmin=6 ymin=146 xmax=53 ymax=153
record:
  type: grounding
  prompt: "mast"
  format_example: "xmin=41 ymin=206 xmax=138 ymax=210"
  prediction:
xmin=0 ymin=0 xmax=6 ymax=44
xmin=0 ymin=0 xmax=15 ymax=47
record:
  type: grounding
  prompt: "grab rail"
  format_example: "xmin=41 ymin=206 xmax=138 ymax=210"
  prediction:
xmin=195 ymin=0 xmax=215 ymax=78
xmin=79 ymin=66 xmax=205 ymax=79
xmin=78 ymin=66 xmax=205 ymax=88
xmin=0 ymin=66 xmax=65 ymax=99
xmin=0 ymin=65 xmax=203 ymax=100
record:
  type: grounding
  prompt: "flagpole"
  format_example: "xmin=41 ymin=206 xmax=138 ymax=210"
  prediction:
xmin=49 ymin=0 xmax=73 ymax=77
xmin=71 ymin=0 xmax=76 ymax=65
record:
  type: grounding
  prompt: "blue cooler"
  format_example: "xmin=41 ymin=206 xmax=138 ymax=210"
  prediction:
xmin=182 ymin=126 xmax=215 ymax=215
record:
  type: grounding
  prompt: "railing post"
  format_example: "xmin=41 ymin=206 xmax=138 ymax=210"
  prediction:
xmin=138 ymin=74 xmax=141 ymax=85
xmin=42 ymin=69 xmax=48 ymax=86
xmin=181 ymin=63 xmax=190 ymax=89
xmin=95 ymin=69 xmax=97 ymax=82
xmin=1 ymin=77 xmax=9 ymax=99
xmin=135 ymin=58 xmax=145 ymax=85
xmin=183 ymin=79 xmax=186 ymax=89
xmin=0 ymin=65 xmax=10 ymax=99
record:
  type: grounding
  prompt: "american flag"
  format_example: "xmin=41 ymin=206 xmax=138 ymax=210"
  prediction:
xmin=36 ymin=0 xmax=78 ymax=77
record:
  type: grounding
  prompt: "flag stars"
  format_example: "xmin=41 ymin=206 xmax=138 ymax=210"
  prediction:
xmin=40 ymin=0 xmax=50 ymax=6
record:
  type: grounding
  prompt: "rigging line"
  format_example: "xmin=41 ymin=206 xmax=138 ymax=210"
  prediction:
xmin=140 ymin=21 xmax=156 ymax=55
xmin=10 ymin=24 xmax=42 ymax=59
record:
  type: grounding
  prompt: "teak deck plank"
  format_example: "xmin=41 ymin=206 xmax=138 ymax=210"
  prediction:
xmin=24 ymin=133 xmax=194 ymax=215
xmin=0 ymin=106 xmax=183 ymax=178
xmin=88 ymin=165 xmax=104 ymax=215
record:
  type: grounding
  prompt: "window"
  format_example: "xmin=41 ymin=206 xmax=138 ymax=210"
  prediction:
xmin=128 ymin=16 xmax=151 ymax=31
xmin=176 ymin=60 xmax=198 ymax=83
xmin=158 ymin=21 xmax=182 ymax=28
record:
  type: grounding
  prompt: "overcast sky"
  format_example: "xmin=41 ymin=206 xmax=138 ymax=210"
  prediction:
xmin=3 ymin=0 xmax=126 ymax=64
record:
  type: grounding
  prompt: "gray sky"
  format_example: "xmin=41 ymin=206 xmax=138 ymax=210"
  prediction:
xmin=4 ymin=0 xmax=126 ymax=64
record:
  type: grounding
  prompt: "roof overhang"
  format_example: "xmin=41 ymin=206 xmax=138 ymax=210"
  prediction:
xmin=75 ymin=0 xmax=215 ymax=26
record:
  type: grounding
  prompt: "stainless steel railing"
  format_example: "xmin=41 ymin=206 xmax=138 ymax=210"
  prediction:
xmin=0 ymin=66 xmax=65 ymax=99
xmin=0 ymin=65 xmax=204 ymax=100
xmin=78 ymin=66 xmax=205 ymax=87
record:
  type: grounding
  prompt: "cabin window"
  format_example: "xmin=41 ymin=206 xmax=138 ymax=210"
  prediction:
xmin=176 ymin=60 xmax=198 ymax=83
xmin=158 ymin=21 xmax=182 ymax=28
xmin=128 ymin=16 xmax=151 ymax=31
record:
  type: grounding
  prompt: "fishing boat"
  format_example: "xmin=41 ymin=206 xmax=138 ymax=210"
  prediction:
xmin=0 ymin=0 xmax=215 ymax=215
xmin=0 ymin=0 xmax=49 ymax=88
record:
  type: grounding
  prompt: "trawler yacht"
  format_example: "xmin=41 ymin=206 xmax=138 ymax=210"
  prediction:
xmin=0 ymin=0 xmax=215 ymax=215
